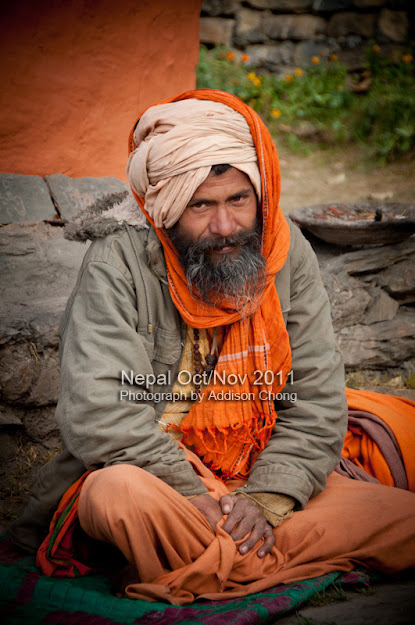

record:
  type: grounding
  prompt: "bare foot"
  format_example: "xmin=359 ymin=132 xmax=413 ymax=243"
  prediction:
xmin=111 ymin=563 xmax=140 ymax=597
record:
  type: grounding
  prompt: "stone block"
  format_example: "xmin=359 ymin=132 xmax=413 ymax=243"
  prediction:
xmin=23 ymin=406 xmax=60 ymax=447
xmin=321 ymin=269 xmax=371 ymax=330
xmin=234 ymin=8 xmax=268 ymax=45
xmin=245 ymin=42 xmax=295 ymax=69
xmin=199 ymin=17 xmax=235 ymax=46
xmin=363 ymin=288 xmax=399 ymax=324
xmin=328 ymin=12 xmax=376 ymax=37
xmin=247 ymin=0 xmax=312 ymax=9
xmin=293 ymin=41 xmax=330 ymax=65
xmin=0 ymin=174 xmax=55 ymax=224
xmin=201 ymin=0 xmax=241 ymax=16
xmin=353 ymin=0 xmax=386 ymax=7
xmin=378 ymin=9 xmax=409 ymax=43
xmin=264 ymin=14 xmax=327 ymax=40
xmin=337 ymin=307 xmax=415 ymax=369
xmin=340 ymin=237 xmax=415 ymax=275
xmin=377 ymin=258 xmax=415 ymax=304
xmin=45 ymin=174 xmax=128 ymax=220
xmin=313 ymin=0 xmax=353 ymax=11
xmin=0 ymin=221 xmax=89 ymax=405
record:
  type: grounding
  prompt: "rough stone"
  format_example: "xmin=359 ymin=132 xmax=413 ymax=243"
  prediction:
xmin=320 ymin=268 xmax=371 ymax=330
xmin=363 ymin=287 xmax=399 ymax=324
xmin=234 ymin=8 xmax=268 ymax=45
xmin=378 ymin=9 xmax=409 ymax=43
xmin=23 ymin=406 xmax=60 ymax=447
xmin=293 ymin=41 xmax=330 ymax=65
xmin=45 ymin=174 xmax=128 ymax=220
xmin=264 ymin=14 xmax=327 ymax=40
xmin=245 ymin=42 xmax=295 ymax=69
xmin=0 ymin=404 xmax=24 ymax=426
xmin=199 ymin=17 xmax=235 ymax=46
xmin=0 ymin=174 xmax=56 ymax=224
xmin=201 ymin=0 xmax=241 ymax=17
xmin=247 ymin=0 xmax=312 ymax=9
xmin=0 ymin=221 xmax=89 ymax=405
xmin=313 ymin=0 xmax=353 ymax=11
xmin=336 ymin=307 xmax=415 ymax=369
xmin=328 ymin=12 xmax=377 ymax=37
xmin=340 ymin=237 xmax=415 ymax=275
xmin=353 ymin=0 xmax=386 ymax=7
xmin=0 ymin=432 xmax=18 ymax=464
xmin=377 ymin=258 xmax=415 ymax=304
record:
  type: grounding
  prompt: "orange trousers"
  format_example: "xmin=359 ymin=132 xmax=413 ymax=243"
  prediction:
xmin=78 ymin=447 xmax=415 ymax=605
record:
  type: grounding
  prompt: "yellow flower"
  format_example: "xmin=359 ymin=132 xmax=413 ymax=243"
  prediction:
xmin=330 ymin=53 xmax=338 ymax=62
xmin=271 ymin=108 xmax=282 ymax=118
xmin=311 ymin=56 xmax=320 ymax=65
xmin=226 ymin=50 xmax=235 ymax=62
xmin=295 ymin=68 xmax=303 ymax=77
xmin=372 ymin=44 xmax=380 ymax=53
xmin=242 ymin=53 xmax=250 ymax=63
xmin=285 ymin=74 xmax=293 ymax=83
xmin=247 ymin=71 xmax=261 ymax=86
xmin=402 ymin=53 xmax=413 ymax=64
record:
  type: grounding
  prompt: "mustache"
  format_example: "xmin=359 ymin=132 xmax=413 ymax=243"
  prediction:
xmin=188 ymin=229 xmax=261 ymax=254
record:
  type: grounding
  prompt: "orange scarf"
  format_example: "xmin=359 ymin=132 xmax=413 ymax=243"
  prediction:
xmin=129 ymin=90 xmax=291 ymax=480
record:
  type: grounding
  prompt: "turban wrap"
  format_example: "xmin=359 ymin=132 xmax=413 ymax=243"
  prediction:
xmin=127 ymin=99 xmax=262 ymax=228
xmin=127 ymin=90 xmax=292 ymax=481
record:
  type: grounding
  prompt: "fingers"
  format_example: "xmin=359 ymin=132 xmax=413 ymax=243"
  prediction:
xmin=221 ymin=496 xmax=275 ymax=557
xmin=219 ymin=494 xmax=235 ymax=515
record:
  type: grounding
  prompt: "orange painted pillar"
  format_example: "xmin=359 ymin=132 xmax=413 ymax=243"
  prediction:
xmin=0 ymin=0 xmax=202 ymax=179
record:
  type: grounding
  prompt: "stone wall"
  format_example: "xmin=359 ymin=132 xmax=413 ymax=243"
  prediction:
xmin=200 ymin=0 xmax=414 ymax=72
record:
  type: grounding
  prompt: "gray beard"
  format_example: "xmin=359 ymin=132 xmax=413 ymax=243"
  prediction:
xmin=167 ymin=223 xmax=266 ymax=317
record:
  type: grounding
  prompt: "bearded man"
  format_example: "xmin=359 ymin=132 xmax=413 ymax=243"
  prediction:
xmin=9 ymin=91 xmax=415 ymax=605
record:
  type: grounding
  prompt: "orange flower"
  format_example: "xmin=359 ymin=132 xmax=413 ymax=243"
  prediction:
xmin=247 ymin=71 xmax=261 ymax=87
xmin=295 ymin=68 xmax=303 ymax=77
xmin=284 ymin=74 xmax=293 ymax=83
xmin=372 ymin=44 xmax=380 ymax=53
xmin=402 ymin=53 xmax=413 ymax=64
xmin=226 ymin=50 xmax=235 ymax=62
xmin=311 ymin=56 xmax=320 ymax=65
xmin=242 ymin=53 xmax=250 ymax=63
xmin=271 ymin=108 xmax=282 ymax=119
xmin=330 ymin=53 xmax=338 ymax=62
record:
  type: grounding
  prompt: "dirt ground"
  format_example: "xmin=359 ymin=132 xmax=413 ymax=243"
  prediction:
xmin=276 ymin=140 xmax=415 ymax=214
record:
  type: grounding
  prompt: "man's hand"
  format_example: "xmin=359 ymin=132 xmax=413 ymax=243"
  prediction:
xmin=220 ymin=494 xmax=274 ymax=558
xmin=188 ymin=493 xmax=224 ymax=532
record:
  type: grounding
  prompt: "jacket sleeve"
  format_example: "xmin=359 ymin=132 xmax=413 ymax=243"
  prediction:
xmin=237 ymin=224 xmax=348 ymax=508
xmin=56 ymin=252 xmax=208 ymax=497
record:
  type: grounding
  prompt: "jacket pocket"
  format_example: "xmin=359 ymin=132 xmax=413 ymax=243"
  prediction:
xmin=153 ymin=327 xmax=182 ymax=365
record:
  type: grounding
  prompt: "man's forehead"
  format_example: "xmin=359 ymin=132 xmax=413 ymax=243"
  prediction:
xmin=190 ymin=167 xmax=255 ymax=199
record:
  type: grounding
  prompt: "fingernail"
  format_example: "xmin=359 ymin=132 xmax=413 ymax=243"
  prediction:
xmin=240 ymin=546 xmax=247 ymax=554
xmin=223 ymin=505 xmax=230 ymax=513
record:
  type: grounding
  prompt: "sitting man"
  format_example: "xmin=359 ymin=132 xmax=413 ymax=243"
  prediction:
xmin=9 ymin=90 xmax=415 ymax=605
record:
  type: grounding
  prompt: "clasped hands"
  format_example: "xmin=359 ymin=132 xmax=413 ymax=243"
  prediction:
xmin=189 ymin=493 xmax=274 ymax=558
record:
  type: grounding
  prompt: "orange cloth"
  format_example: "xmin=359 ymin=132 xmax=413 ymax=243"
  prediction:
xmin=78 ymin=447 xmax=415 ymax=605
xmin=344 ymin=388 xmax=415 ymax=491
xmin=128 ymin=89 xmax=292 ymax=480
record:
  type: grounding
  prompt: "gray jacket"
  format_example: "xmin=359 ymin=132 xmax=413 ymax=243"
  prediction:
xmin=9 ymin=198 xmax=347 ymax=553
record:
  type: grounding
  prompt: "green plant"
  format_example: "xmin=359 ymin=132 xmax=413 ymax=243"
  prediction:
xmin=196 ymin=44 xmax=415 ymax=162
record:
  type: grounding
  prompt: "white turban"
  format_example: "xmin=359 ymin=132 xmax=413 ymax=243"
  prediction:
xmin=126 ymin=99 xmax=261 ymax=228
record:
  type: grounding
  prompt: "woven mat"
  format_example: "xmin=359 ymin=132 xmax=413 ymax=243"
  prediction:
xmin=0 ymin=536 xmax=370 ymax=624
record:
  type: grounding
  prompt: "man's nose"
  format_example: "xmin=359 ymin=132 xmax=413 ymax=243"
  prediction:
xmin=209 ymin=205 xmax=235 ymax=237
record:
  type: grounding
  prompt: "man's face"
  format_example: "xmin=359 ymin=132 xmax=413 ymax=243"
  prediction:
xmin=167 ymin=167 xmax=266 ymax=314
xmin=177 ymin=167 xmax=258 ymax=260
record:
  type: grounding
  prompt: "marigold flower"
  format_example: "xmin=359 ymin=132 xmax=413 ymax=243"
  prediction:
xmin=247 ymin=71 xmax=261 ymax=86
xmin=402 ymin=53 xmax=413 ymax=64
xmin=271 ymin=108 xmax=282 ymax=119
xmin=242 ymin=53 xmax=250 ymax=63
xmin=285 ymin=74 xmax=293 ymax=83
xmin=295 ymin=68 xmax=303 ymax=77
xmin=311 ymin=56 xmax=320 ymax=65
xmin=226 ymin=50 xmax=235 ymax=61
xmin=372 ymin=44 xmax=380 ymax=53
xmin=330 ymin=53 xmax=338 ymax=62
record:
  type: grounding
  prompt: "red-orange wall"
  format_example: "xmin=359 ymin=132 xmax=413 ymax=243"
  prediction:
xmin=0 ymin=0 xmax=202 ymax=179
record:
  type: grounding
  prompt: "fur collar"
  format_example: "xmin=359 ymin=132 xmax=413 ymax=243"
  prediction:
xmin=64 ymin=190 xmax=148 ymax=242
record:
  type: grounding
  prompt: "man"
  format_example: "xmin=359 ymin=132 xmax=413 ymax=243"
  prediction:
xmin=10 ymin=90 xmax=415 ymax=604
